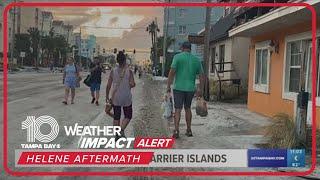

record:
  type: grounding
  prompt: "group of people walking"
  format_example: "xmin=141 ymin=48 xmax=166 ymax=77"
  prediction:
xmin=62 ymin=51 xmax=135 ymax=138
xmin=61 ymin=41 xmax=204 ymax=139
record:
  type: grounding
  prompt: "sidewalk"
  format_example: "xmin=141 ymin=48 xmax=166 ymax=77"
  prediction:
xmin=160 ymin=80 xmax=320 ymax=178
xmin=169 ymin=101 xmax=271 ymax=149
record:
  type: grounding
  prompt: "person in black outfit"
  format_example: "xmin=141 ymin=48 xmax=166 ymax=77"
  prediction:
xmin=89 ymin=58 xmax=106 ymax=106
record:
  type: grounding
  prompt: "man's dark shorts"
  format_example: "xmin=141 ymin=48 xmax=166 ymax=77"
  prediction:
xmin=173 ymin=90 xmax=195 ymax=109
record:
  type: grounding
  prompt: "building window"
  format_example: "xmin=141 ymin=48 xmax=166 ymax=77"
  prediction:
xmin=178 ymin=26 xmax=186 ymax=35
xmin=254 ymin=41 xmax=270 ymax=93
xmin=219 ymin=45 xmax=225 ymax=72
xmin=178 ymin=9 xmax=187 ymax=18
xmin=283 ymin=32 xmax=320 ymax=104
xmin=284 ymin=39 xmax=313 ymax=99
xmin=286 ymin=40 xmax=303 ymax=93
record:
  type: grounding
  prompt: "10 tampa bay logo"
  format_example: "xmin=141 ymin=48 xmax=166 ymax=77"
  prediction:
xmin=21 ymin=115 xmax=61 ymax=149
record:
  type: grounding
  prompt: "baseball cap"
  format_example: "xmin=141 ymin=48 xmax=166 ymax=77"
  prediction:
xmin=181 ymin=41 xmax=191 ymax=50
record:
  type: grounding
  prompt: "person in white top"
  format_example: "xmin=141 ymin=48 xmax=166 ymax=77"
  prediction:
xmin=105 ymin=51 xmax=136 ymax=138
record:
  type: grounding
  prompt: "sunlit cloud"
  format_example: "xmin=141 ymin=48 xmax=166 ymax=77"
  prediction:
xmin=19 ymin=0 xmax=165 ymax=60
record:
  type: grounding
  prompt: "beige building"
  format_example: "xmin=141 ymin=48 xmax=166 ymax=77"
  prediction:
xmin=63 ymin=24 xmax=74 ymax=45
xmin=17 ymin=7 xmax=40 ymax=34
xmin=40 ymin=11 xmax=53 ymax=36
xmin=52 ymin=20 xmax=64 ymax=36
xmin=52 ymin=21 xmax=74 ymax=45
xmin=209 ymin=8 xmax=250 ymax=86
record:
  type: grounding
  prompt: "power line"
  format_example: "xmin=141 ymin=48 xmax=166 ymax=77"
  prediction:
xmin=167 ymin=21 xmax=217 ymax=26
xmin=81 ymin=25 xmax=146 ymax=30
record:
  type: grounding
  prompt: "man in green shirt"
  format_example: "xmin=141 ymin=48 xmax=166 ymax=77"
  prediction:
xmin=167 ymin=42 xmax=205 ymax=138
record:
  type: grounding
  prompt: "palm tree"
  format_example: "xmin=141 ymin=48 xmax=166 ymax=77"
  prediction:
xmin=41 ymin=28 xmax=54 ymax=65
xmin=47 ymin=27 xmax=55 ymax=59
xmin=28 ymin=27 xmax=40 ymax=68
xmin=146 ymin=21 xmax=159 ymax=67
xmin=53 ymin=35 xmax=68 ymax=66
xmin=15 ymin=33 xmax=31 ymax=66
xmin=156 ymin=36 xmax=175 ymax=56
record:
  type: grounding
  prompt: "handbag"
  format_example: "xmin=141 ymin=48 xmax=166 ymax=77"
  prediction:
xmin=196 ymin=97 xmax=208 ymax=117
xmin=105 ymin=67 xmax=127 ymax=117
xmin=83 ymin=74 xmax=92 ymax=87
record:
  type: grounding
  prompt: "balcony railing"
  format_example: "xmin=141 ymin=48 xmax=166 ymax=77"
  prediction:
xmin=231 ymin=0 xmax=309 ymax=28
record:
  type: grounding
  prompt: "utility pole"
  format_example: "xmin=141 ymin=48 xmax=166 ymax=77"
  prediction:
xmin=38 ymin=13 xmax=44 ymax=67
xmin=155 ymin=18 xmax=159 ymax=71
xmin=79 ymin=26 xmax=82 ymax=69
xmin=66 ymin=25 xmax=70 ymax=63
xmin=203 ymin=0 xmax=211 ymax=101
xmin=10 ymin=0 xmax=17 ymax=71
xmin=86 ymin=48 xmax=89 ymax=71
xmin=162 ymin=0 xmax=170 ymax=77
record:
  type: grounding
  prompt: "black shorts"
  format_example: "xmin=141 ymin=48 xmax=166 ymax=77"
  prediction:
xmin=173 ymin=90 xmax=195 ymax=109
xmin=113 ymin=105 xmax=133 ymax=121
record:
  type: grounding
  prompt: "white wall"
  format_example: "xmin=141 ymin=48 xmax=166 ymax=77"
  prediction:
xmin=209 ymin=38 xmax=233 ymax=80
xmin=231 ymin=37 xmax=250 ymax=87
xmin=208 ymin=37 xmax=250 ymax=87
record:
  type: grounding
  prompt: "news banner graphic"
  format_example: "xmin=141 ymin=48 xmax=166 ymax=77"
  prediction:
xmin=16 ymin=115 xmax=305 ymax=168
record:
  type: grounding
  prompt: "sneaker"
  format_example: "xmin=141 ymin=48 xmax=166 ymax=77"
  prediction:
xmin=91 ymin=98 xmax=95 ymax=104
xmin=62 ymin=101 xmax=67 ymax=105
xmin=172 ymin=130 xmax=179 ymax=139
xmin=185 ymin=129 xmax=193 ymax=137
xmin=95 ymin=101 xmax=99 ymax=106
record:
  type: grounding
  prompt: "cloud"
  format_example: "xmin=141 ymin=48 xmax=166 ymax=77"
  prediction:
xmin=45 ymin=8 xmax=101 ymax=28
xmin=22 ymin=0 xmax=165 ymax=59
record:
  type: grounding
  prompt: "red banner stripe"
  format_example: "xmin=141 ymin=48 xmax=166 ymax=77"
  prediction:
xmin=18 ymin=151 xmax=154 ymax=165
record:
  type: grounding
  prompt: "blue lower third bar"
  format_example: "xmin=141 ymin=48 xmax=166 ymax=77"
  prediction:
xmin=248 ymin=149 xmax=305 ymax=167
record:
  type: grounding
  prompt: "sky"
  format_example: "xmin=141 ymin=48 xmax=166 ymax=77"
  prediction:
xmin=15 ymin=0 xmax=165 ymax=61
